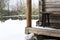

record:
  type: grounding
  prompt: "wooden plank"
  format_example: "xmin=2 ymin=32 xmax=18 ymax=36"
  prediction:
xmin=41 ymin=12 xmax=60 ymax=15
xmin=25 ymin=27 xmax=60 ymax=38
xmin=47 ymin=12 xmax=60 ymax=15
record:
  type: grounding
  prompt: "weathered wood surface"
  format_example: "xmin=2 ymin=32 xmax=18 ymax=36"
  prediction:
xmin=25 ymin=27 xmax=60 ymax=38
xmin=26 ymin=0 xmax=32 ymax=27
xmin=49 ymin=12 xmax=60 ymax=15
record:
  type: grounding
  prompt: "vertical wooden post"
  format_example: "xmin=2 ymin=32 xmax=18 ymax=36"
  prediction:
xmin=42 ymin=0 xmax=45 ymax=12
xmin=39 ymin=0 xmax=41 ymax=21
xmin=26 ymin=0 xmax=32 ymax=27
xmin=41 ymin=0 xmax=46 ymax=26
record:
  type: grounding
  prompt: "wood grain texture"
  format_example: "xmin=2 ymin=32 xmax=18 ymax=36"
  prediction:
xmin=25 ymin=27 xmax=60 ymax=38
xmin=26 ymin=0 xmax=32 ymax=27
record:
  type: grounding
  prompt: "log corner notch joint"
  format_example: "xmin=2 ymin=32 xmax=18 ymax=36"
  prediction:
xmin=26 ymin=0 xmax=32 ymax=27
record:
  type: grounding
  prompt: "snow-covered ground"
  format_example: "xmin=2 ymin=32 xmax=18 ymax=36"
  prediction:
xmin=0 ymin=19 xmax=37 ymax=40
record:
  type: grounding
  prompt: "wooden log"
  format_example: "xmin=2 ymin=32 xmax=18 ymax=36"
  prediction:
xmin=26 ymin=0 xmax=32 ymax=27
xmin=25 ymin=27 xmax=60 ymax=38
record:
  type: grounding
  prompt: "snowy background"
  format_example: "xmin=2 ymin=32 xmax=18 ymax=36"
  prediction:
xmin=0 ymin=19 xmax=37 ymax=40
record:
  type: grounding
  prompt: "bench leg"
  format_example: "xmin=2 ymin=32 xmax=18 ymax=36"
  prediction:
xmin=41 ymin=14 xmax=46 ymax=27
xmin=46 ymin=14 xmax=50 ymax=26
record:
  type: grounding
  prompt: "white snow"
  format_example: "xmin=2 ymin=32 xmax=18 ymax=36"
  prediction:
xmin=32 ymin=20 xmax=56 ymax=30
xmin=0 ymin=19 xmax=27 ymax=40
xmin=25 ymin=33 xmax=35 ymax=40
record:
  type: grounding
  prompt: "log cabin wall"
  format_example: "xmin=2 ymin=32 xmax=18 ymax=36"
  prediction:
xmin=39 ymin=0 xmax=60 ymax=28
